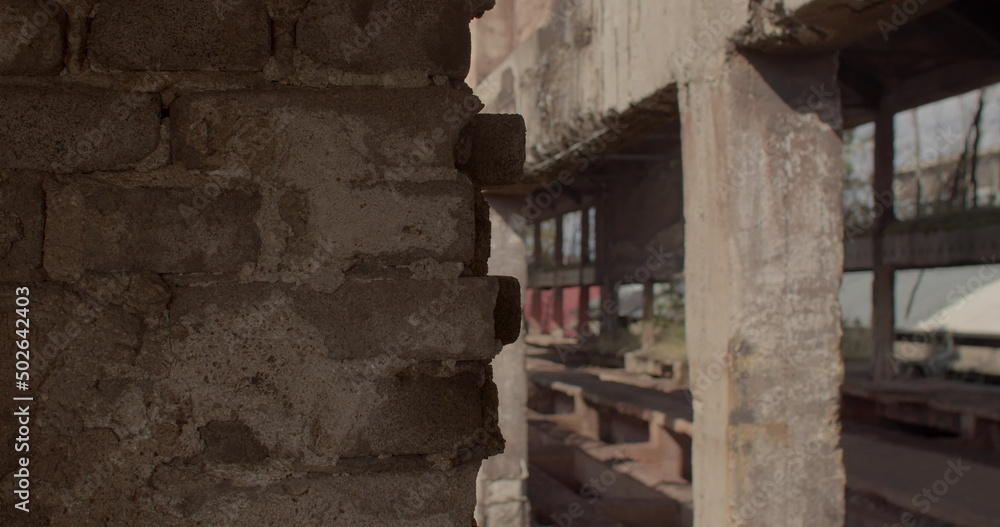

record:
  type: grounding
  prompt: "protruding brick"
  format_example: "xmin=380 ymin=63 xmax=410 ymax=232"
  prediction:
xmin=0 ymin=173 xmax=44 ymax=275
xmin=457 ymin=114 xmax=527 ymax=187
xmin=296 ymin=0 xmax=473 ymax=78
xmin=493 ymin=276 xmax=522 ymax=345
xmin=0 ymin=86 xmax=160 ymax=172
xmin=88 ymin=0 xmax=270 ymax=71
xmin=0 ymin=0 xmax=66 ymax=75
xmin=43 ymin=180 xmax=261 ymax=278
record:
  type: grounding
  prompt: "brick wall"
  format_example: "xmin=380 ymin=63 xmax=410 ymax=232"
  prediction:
xmin=0 ymin=0 xmax=525 ymax=525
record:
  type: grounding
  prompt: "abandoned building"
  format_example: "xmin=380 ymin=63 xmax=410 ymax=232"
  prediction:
xmin=0 ymin=0 xmax=999 ymax=526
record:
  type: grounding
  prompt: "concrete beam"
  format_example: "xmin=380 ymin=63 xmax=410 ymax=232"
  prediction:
xmin=738 ymin=0 xmax=955 ymax=52
xmin=473 ymin=1 xmax=751 ymax=181
xmin=845 ymin=218 xmax=1000 ymax=271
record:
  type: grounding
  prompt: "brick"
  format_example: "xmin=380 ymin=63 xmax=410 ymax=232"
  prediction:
xmin=0 ymin=85 xmax=160 ymax=172
xmin=0 ymin=173 xmax=44 ymax=275
xmin=170 ymin=87 xmax=480 ymax=170
xmin=168 ymin=279 xmax=504 ymax=362
xmin=43 ymin=180 xmax=261 ymax=277
xmin=493 ymin=276 xmax=522 ymax=345
xmin=65 ymin=463 xmax=482 ymax=526
xmin=457 ymin=114 xmax=527 ymax=187
xmin=0 ymin=282 xmax=145 ymax=429
xmin=156 ymin=282 xmax=502 ymax=459
xmin=0 ymin=0 xmax=67 ymax=75
xmin=88 ymin=0 xmax=270 ymax=72
xmin=296 ymin=0 xmax=473 ymax=79
xmin=170 ymin=88 xmax=482 ymax=267
xmin=0 ymin=282 xmax=485 ymax=525
xmin=202 ymin=465 xmax=481 ymax=526
xmin=303 ymin=178 xmax=476 ymax=268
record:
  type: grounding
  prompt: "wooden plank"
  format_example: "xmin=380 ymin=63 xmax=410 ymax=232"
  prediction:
xmin=845 ymin=221 xmax=1000 ymax=271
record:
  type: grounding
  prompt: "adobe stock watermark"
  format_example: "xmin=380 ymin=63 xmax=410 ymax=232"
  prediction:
xmin=844 ymin=125 xmax=962 ymax=242
xmin=506 ymin=112 xmax=628 ymax=234
xmin=672 ymin=0 xmax=745 ymax=72
xmin=3 ymin=0 xmax=62 ymax=63
xmin=883 ymin=458 xmax=971 ymax=527
xmin=895 ymin=255 xmax=999 ymax=364
xmin=212 ymin=0 xmax=240 ymax=20
xmin=50 ymin=72 xmax=172 ymax=174
xmin=392 ymin=423 xmax=502 ymax=517
xmin=730 ymin=424 xmax=840 ymax=524
xmin=549 ymin=449 xmax=635 ymax=527
xmin=381 ymin=80 xmax=495 ymax=202
xmin=552 ymin=244 xmax=680 ymax=364
xmin=725 ymin=82 xmax=838 ymax=196
xmin=685 ymin=293 xmax=808 ymax=404
xmin=878 ymin=0 xmax=934 ymax=41
xmin=339 ymin=0 xmax=404 ymax=62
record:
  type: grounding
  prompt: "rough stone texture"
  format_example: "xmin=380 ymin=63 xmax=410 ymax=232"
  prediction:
xmin=88 ymin=0 xmax=271 ymax=72
xmin=158 ymin=284 xmax=501 ymax=459
xmin=170 ymin=87 xmax=478 ymax=170
xmin=679 ymin=50 xmax=845 ymax=526
xmin=43 ymin=178 xmax=261 ymax=278
xmin=0 ymin=282 xmax=499 ymax=523
xmin=167 ymin=279 xmax=506 ymax=362
xmin=0 ymin=172 xmax=44 ymax=277
xmin=0 ymin=1 xmax=523 ymax=524
xmin=296 ymin=0 xmax=473 ymax=78
xmin=458 ymin=114 xmax=527 ymax=187
xmin=0 ymin=85 xmax=161 ymax=173
xmin=0 ymin=0 xmax=66 ymax=75
xmin=170 ymin=88 xmax=483 ymax=274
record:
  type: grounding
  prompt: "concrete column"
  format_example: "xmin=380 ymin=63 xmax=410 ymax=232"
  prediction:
xmin=578 ymin=285 xmax=591 ymax=337
xmin=578 ymin=206 xmax=591 ymax=335
xmin=553 ymin=213 xmax=564 ymax=331
xmin=530 ymin=222 xmax=543 ymax=334
xmin=872 ymin=106 xmax=897 ymax=380
xmin=596 ymin=198 xmax=619 ymax=337
xmin=679 ymin=51 xmax=846 ymax=526
xmin=477 ymin=196 xmax=531 ymax=527
xmin=642 ymin=280 xmax=655 ymax=348
xmin=530 ymin=287 xmax=543 ymax=335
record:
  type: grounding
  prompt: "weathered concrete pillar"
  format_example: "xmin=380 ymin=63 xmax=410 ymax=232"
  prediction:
xmin=0 ymin=1 xmax=521 ymax=525
xmin=679 ymin=50 xmax=846 ymax=526
xmin=553 ymin=213 xmax=565 ymax=332
xmin=477 ymin=196 xmax=530 ymax=527
xmin=578 ymin=206 xmax=592 ymax=334
xmin=871 ymin=106 xmax=897 ymax=380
